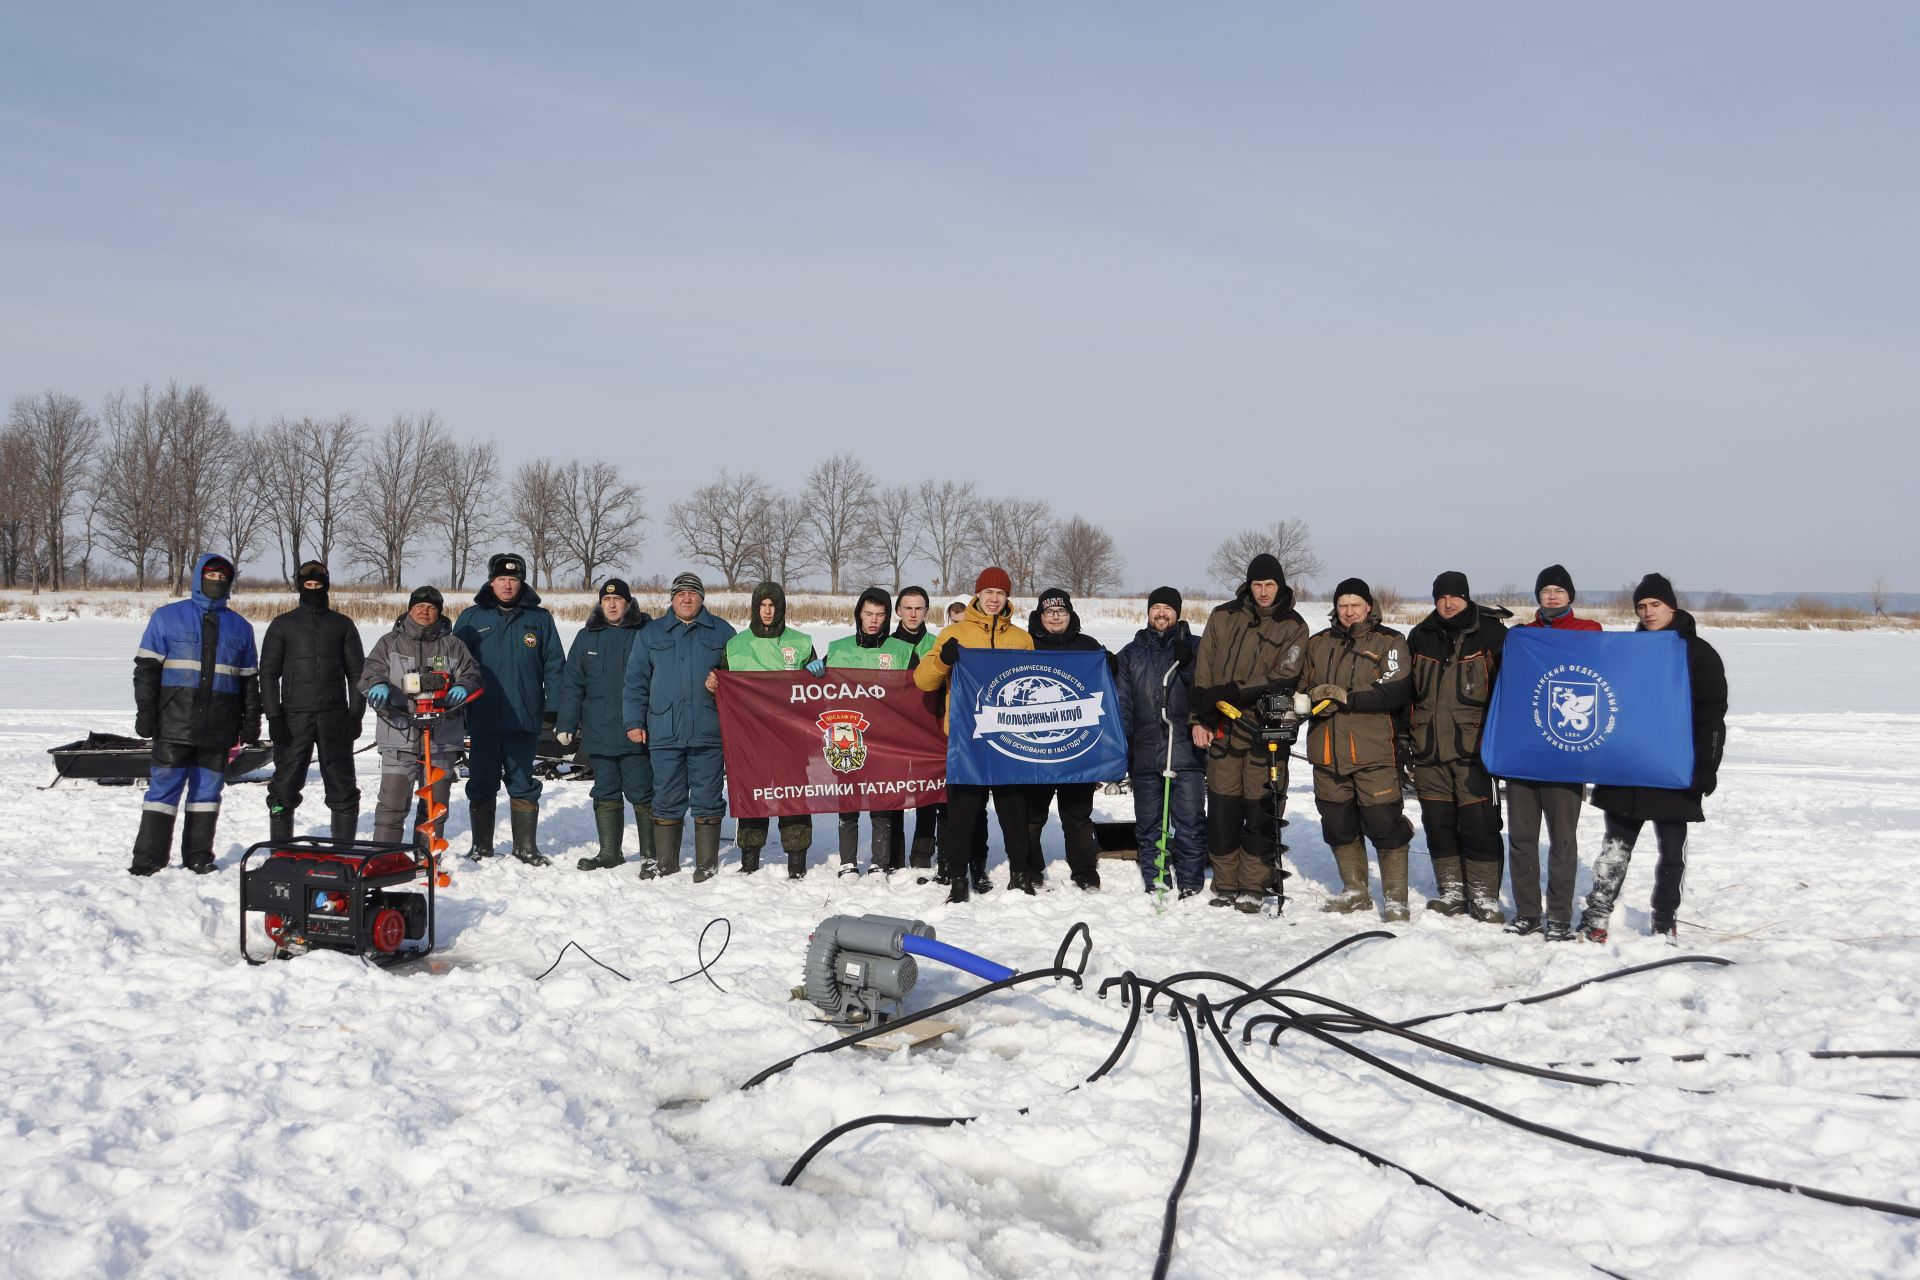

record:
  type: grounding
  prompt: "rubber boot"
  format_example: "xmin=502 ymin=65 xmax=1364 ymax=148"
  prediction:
xmin=1319 ymin=841 xmax=1374 ymax=913
xmin=631 ymin=803 xmax=656 ymax=876
xmin=181 ymin=809 xmax=219 ymax=874
xmin=1378 ymin=846 xmax=1410 ymax=922
xmin=1426 ymin=854 xmax=1467 ymax=916
xmin=1464 ymin=859 xmax=1507 ymax=925
xmin=129 ymin=809 xmax=175 ymax=876
xmin=268 ymin=803 xmax=294 ymax=846
xmin=692 ymin=818 xmax=722 ymax=882
xmin=579 ymin=801 xmax=626 ymax=870
xmin=466 ymin=801 xmax=497 ymax=861
xmin=910 ymin=832 xmax=935 ymax=870
xmin=508 ymin=798 xmax=551 ymax=867
xmin=653 ymin=820 xmax=683 ymax=876
xmin=329 ymin=806 xmax=358 ymax=843
xmin=837 ymin=814 xmax=860 ymax=877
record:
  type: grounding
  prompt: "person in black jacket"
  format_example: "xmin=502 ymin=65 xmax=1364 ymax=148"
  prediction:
xmin=1114 ymin=587 xmax=1207 ymax=896
xmin=260 ymin=561 xmax=366 ymax=843
xmin=1023 ymin=587 xmax=1110 ymax=891
xmin=1579 ymin=574 xmax=1728 ymax=943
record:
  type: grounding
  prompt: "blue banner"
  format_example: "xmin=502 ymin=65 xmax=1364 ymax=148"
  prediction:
xmin=1482 ymin=628 xmax=1694 ymax=789
xmin=946 ymin=649 xmax=1128 ymax=786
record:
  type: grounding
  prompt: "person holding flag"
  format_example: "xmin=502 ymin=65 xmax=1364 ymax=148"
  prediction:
xmin=820 ymin=586 xmax=918 ymax=875
xmin=713 ymin=581 xmax=817 ymax=877
xmin=913 ymin=567 xmax=1035 ymax=902
xmin=1024 ymin=587 xmax=1110 ymax=890
xmin=891 ymin=587 xmax=944 ymax=872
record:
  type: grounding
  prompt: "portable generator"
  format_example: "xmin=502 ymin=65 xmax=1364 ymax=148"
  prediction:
xmin=239 ymin=836 xmax=436 ymax=964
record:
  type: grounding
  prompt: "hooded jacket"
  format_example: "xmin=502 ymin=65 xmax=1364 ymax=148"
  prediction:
xmin=912 ymin=597 xmax=1035 ymax=731
xmin=359 ymin=611 xmax=483 ymax=757
xmin=133 ymin=552 xmax=261 ymax=748
xmin=722 ymin=582 xmax=816 ymax=672
xmin=1590 ymin=609 xmax=1728 ymax=823
xmin=452 ymin=579 xmax=564 ymax=735
xmin=1190 ymin=579 xmax=1309 ymax=738
xmin=825 ymin=587 xmax=917 ymax=671
xmin=1115 ymin=620 xmax=1205 ymax=776
xmin=1407 ymin=601 xmax=1510 ymax=765
xmin=552 ymin=600 xmax=653 ymax=757
xmin=1299 ymin=610 xmax=1412 ymax=775
xmin=259 ymin=595 xmax=365 ymax=721
xmin=624 ymin=603 xmax=737 ymax=748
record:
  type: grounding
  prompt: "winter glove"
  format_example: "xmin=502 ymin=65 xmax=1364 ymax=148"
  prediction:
xmin=349 ymin=718 xmax=364 ymax=742
xmin=1307 ymin=684 xmax=1346 ymax=716
xmin=444 ymin=685 xmax=469 ymax=709
xmin=267 ymin=716 xmax=289 ymax=746
xmin=939 ymin=638 xmax=961 ymax=666
xmin=135 ymin=708 xmax=156 ymax=740
xmin=1211 ymin=681 xmax=1243 ymax=709
xmin=365 ymin=682 xmax=392 ymax=707
xmin=555 ymin=730 xmax=576 ymax=748
xmin=1171 ymin=632 xmax=1193 ymax=663
xmin=1694 ymin=768 xmax=1717 ymax=797
xmin=241 ymin=715 xmax=262 ymax=745
xmin=804 ymin=658 xmax=826 ymax=676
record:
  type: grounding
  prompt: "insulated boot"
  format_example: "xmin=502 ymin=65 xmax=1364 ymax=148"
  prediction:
xmin=1463 ymin=859 xmax=1506 ymax=925
xmin=329 ymin=806 xmax=358 ymax=843
xmin=268 ymin=803 xmax=294 ymax=846
xmin=129 ymin=809 xmax=176 ymax=876
xmin=786 ymin=849 xmax=807 ymax=879
xmin=1542 ymin=919 xmax=1577 ymax=943
xmin=1234 ymin=891 xmax=1264 ymax=914
xmin=579 ymin=801 xmax=626 ymax=870
xmin=909 ymin=833 xmax=936 ymax=870
xmin=693 ymin=818 xmax=721 ymax=882
xmin=1505 ymin=915 xmax=1542 ymax=937
xmin=877 ymin=814 xmax=902 ymax=875
xmin=837 ymin=814 xmax=860 ymax=876
xmin=1425 ymin=854 xmax=1467 ymax=916
xmin=181 ymin=809 xmax=219 ymax=874
xmin=652 ymin=820 xmax=684 ymax=876
xmin=1378 ymin=845 xmax=1410 ymax=923
xmin=738 ymin=823 xmax=762 ymax=874
xmin=780 ymin=817 xmax=812 ymax=879
xmin=465 ymin=801 xmax=497 ymax=861
xmin=508 ymin=798 xmax=551 ymax=867
xmin=1319 ymin=841 xmax=1374 ymax=914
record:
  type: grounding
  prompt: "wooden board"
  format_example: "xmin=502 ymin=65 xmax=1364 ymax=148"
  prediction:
xmin=853 ymin=1019 xmax=963 ymax=1052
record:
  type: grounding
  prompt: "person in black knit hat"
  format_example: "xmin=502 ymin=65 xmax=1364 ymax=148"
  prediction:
xmin=259 ymin=560 xmax=366 ymax=844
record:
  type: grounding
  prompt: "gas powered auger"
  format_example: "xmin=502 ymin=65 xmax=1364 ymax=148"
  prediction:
xmin=402 ymin=668 xmax=467 ymax=888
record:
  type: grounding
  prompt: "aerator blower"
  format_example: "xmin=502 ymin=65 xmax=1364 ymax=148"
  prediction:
xmin=802 ymin=914 xmax=1015 ymax=1029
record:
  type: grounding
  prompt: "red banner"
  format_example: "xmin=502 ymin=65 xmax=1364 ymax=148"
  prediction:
xmin=715 ymin=670 xmax=950 ymax=818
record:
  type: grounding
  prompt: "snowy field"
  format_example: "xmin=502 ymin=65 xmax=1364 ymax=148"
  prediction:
xmin=2 ymin=613 xmax=1918 ymax=1278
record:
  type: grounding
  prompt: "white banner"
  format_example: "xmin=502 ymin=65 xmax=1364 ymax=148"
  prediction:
xmin=971 ymin=692 xmax=1107 ymax=737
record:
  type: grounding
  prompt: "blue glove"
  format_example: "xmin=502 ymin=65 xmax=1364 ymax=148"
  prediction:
xmin=445 ymin=685 xmax=469 ymax=709
xmin=365 ymin=683 xmax=391 ymax=707
xmin=804 ymin=658 xmax=826 ymax=676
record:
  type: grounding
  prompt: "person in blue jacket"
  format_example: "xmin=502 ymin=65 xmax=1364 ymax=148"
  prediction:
xmin=129 ymin=552 xmax=261 ymax=875
xmin=453 ymin=552 xmax=564 ymax=865
xmin=623 ymin=572 xmax=735 ymax=880
xmin=552 ymin=578 xmax=653 ymax=872
xmin=1114 ymin=587 xmax=1207 ymax=897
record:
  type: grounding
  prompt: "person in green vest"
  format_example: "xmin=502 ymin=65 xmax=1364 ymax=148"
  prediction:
xmin=821 ymin=587 xmax=918 ymax=875
xmin=890 ymin=586 xmax=944 ymax=872
xmin=714 ymin=581 xmax=817 ymax=877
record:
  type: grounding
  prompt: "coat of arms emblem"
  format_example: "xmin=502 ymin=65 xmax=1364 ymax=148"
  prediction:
xmin=817 ymin=710 xmax=871 ymax=773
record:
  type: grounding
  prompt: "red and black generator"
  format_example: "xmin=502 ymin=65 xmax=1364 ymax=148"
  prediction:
xmin=239 ymin=837 xmax=436 ymax=965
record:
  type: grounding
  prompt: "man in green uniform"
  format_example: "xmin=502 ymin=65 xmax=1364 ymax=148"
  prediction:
xmin=822 ymin=587 xmax=918 ymax=875
xmin=715 ymin=581 xmax=817 ymax=877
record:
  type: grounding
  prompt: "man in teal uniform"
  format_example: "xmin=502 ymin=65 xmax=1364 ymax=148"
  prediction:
xmin=553 ymin=579 xmax=653 ymax=871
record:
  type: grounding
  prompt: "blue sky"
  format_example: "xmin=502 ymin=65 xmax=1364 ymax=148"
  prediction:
xmin=3 ymin=2 xmax=1914 ymax=596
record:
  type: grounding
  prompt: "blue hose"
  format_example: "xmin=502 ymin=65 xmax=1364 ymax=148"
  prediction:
xmin=901 ymin=933 xmax=1015 ymax=983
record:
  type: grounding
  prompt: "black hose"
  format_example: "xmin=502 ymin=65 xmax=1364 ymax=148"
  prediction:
xmin=781 ymin=1114 xmax=972 ymax=1187
xmin=1053 ymin=921 xmax=1093 ymax=975
xmin=667 ymin=917 xmax=732 ymax=992
xmin=1394 ymin=955 xmax=1735 ymax=1030
xmin=1085 ymin=971 xmax=1146 ymax=1085
xmin=1212 ymin=930 xmax=1396 ymax=1027
xmin=532 ymin=941 xmax=632 ymax=982
xmin=1549 ymin=1048 xmax=1920 ymax=1068
xmin=1153 ymin=995 xmax=1203 ymax=1280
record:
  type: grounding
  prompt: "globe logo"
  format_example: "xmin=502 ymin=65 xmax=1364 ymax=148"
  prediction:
xmin=972 ymin=661 xmax=1109 ymax=763
xmin=995 ymin=675 xmax=1080 ymax=745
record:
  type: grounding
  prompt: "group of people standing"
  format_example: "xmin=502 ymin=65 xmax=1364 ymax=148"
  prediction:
xmin=125 ymin=547 xmax=1726 ymax=944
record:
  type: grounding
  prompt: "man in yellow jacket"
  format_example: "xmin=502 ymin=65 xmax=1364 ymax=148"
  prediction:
xmin=913 ymin=567 xmax=1036 ymax=902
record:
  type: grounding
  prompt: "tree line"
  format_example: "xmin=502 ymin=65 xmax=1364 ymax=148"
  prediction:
xmin=4 ymin=383 xmax=1326 ymax=600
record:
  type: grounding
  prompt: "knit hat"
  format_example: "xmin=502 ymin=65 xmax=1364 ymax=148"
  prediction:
xmin=671 ymin=571 xmax=705 ymax=598
xmin=1245 ymin=553 xmax=1284 ymax=586
xmin=487 ymin=553 xmax=526 ymax=582
xmin=975 ymin=566 xmax=1012 ymax=594
xmin=1632 ymin=572 xmax=1678 ymax=610
xmin=1037 ymin=587 xmax=1072 ymax=614
xmin=1333 ymin=577 xmax=1374 ymax=607
xmin=896 ymin=585 xmax=930 ymax=610
xmin=296 ymin=559 xmax=329 ymax=587
xmin=1147 ymin=585 xmax=1183 ymax=614
xmin=1534 ymin=564 xmax=1575 ymax=602
xmin=408 ymin=584 xmax=444 ymax=611
xmin=1431 ymin=570 xmax=1471 ymax=601
xmin=598 ymin=577 xmax=633 ymax=604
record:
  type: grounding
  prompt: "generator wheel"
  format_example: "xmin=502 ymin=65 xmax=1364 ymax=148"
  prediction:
xmin=369 ymin=908 xmax=407 ymax=954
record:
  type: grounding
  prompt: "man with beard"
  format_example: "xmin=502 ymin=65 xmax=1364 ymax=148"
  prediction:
xmin=1115 ymin=587 xmax=1206 ymax=896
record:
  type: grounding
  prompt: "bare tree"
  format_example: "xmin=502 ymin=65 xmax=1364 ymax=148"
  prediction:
xmin=915 ymin=478 xmax=978 ymax=595
xmin=212 ymin=430 xmax=278 ymax=576
xmin=1870 ymin=576 xmax=1891 ymax=617
xmin=1207 ymin=518 xmax=1322 ymax=593
xmin=342 ymin=413 xmax=446 ymax=589
xmin=974 ymin=497 xmax=1055 ymax=597
xmin=257 ymin=417 xmax=321 ymax=581
xmin=1041 ymin=515 xmax=1123 ymax=598
xmin=799 ymin=454 xmax=876 ymax=594
xmin=744 ymin=492 xmax=814 ymax=587
xmin=554 ymin=458 xmax=645 ymax=588
xmin=300 ymin=414 xmax=363 ymax=568
xmin=860 ymin=483 xmax=919 ymax=594
xmin=93 ymin=388 xmax=170 ymax=588
xmin=0 ymin=425 xmax=37 ymax=588
xmin=1371 ymin=583 xmax=1404 ymax=621
xmin=507 ymin=458 xmax=565 ymax=588
xmin=153 ymin=382 xmax=234 ymax=593
xmin=438 ymin=440 xmax=501 ymax=589
xmin=665 ymin=469 xmax=770 ymax=588
xmin=8 ymin=392 xmax=98 ymax=590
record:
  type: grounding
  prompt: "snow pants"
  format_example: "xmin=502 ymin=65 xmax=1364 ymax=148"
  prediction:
xmin=1026 ymin=782 xmax=1099 ymax=883
xmin=1583 ymin=814 xmax=1689 ymax=928
xmin=1133 ymin=770 xmax=1206 ymax=892
xmin=1507 ymin=780 xmax=1584 ymax=923
xmin=133 ymin=742 xmax=228 ymax=871
xmin=465 ymin=730 xmax=540 ymax=806
xmin=1313 ymin=764 xmax=1415 ymax=854
xmin=653 ymin=745 xmax=724 ymax=821
xmin=1415 ymin=759 xmax=1503 ymax=868
xmin=1205 ymin=742 xmax=1291 ymax=895
xmin=267 ymin=708 xmax=360 ymax=825
xmin=373 ymin=749 xmax=456 ymax=845
xmin=941 ymin=784 xmax=1032 ymax=882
